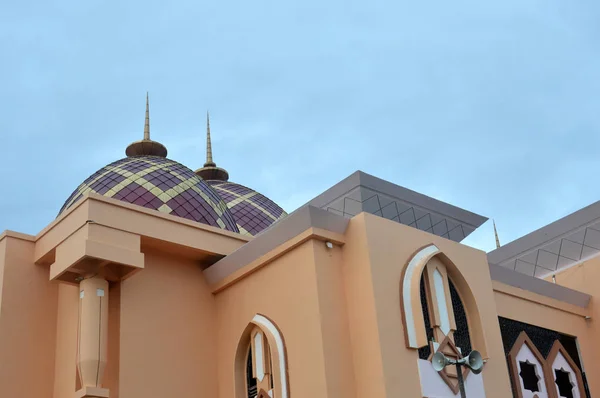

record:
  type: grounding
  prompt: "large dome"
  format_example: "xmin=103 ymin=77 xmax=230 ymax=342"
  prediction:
xmin=207 ymin=180 xmax=287 ymax=236
xmin=59 ymin=156 xmax=239 ymax=232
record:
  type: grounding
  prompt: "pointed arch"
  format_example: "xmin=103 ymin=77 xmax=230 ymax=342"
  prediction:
xmin=507 ymin=331 xmax=555 ymax=398
xmin=547 ymin=340 xmax=585 ymax=398
xmin=400 ymin=244 xmax=488 ymax=357
xmin=235 ymin=314 xmax=289 ymax=398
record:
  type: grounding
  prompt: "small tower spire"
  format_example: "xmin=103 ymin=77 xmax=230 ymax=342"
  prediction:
xmin=125 ymin=92 xmax=168 ymax=158
xmin=205 ymin=111 xmax=215 ymax=166
xmin=195 ymin=111 xmax=229 ymax=181
xmin=493 ymin=219 xmax=501 ymax=249
xmin=144 ymin=92 xmax=150 ymax=140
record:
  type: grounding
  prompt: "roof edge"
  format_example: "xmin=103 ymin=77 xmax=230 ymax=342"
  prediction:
xmin=303 ymin=170 xmax=487 ymax=230
xmin=204 ymin=205 xmax=349 ymax=286
xmin=355 ymin=170 xmax=488 ymax=228
xmin=0 ymin=230 xmax=36 ymax=243
xmin=488 ymin=200 xmax=600 ymax=265
xmin=489 ymin=263 xmax=591 ymax=308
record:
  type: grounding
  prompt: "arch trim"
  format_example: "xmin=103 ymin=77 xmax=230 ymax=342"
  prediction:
xmin=547 ymin=340 xmax=585 ymax=397
xmin=252 ymin=314 xmax=289 ymax=398
xmin=402 ymin=244 xmax=441 ymax=348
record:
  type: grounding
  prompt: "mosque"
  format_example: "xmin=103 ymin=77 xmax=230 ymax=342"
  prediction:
xmin=0 ymin=96 xmax=599 ymax=398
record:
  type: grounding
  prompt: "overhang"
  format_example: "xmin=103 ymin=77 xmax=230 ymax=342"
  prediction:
xmin=302 ymin=171 xmax=487 ymax=242
xmin=33 ymin=193 xmax=248 ymax=284
xmin=488 ymin=200 xmax=600 ymax=278
xmin=204 ymin=205 xmax=349 ymax=290
xmin=489 ymin=263 xmax=591 ymax=309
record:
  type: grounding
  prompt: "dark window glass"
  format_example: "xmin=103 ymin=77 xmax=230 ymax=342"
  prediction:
xmin=417 ymin=274 xmax=471 ymax=359
xmin=518 ymin=361 xmax=540 ymax=392
xmin=498 ymin=317 xmax=589 ymax=398
xmin=498 ymin=317 xmax=582 ymax=369
xmin=449 ymin=278 xmax=471 ymax=355
xmin=247 ymin=347 xmax=257 ymax=398
xmin=418 ymin=275 xmax=434 ymax=359
xmin=555 ymin=369 xmax=574 ymax=398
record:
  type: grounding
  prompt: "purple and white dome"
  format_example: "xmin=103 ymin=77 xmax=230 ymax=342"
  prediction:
xmin=58 ymin=98 xmax=286 ymax=236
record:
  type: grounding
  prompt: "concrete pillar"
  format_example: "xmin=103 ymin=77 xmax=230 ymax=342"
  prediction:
xmin=76 ymin=276 xmax=109 ymax=398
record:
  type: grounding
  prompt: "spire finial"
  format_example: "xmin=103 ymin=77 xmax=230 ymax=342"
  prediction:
xmin=493 ymin=219 xmax=501 ymax=249
xmin=144 ymin=92 xmax=150 ymax=140
xmin=125 ymin=92 xmax=168 ymax=158
xmin=194 ymin=111 xmax=229 ymax=181
xmin=206 ymin=111 xmax=214 ymax=165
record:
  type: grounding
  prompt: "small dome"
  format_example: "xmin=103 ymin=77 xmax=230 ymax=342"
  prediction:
xmin=59 ymin=156 xmax=239 ymax=232
xmin=207 ymin=180 xmax=287 ymax=236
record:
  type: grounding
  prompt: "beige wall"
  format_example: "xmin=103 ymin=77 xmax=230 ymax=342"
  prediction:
xmin=340 ymin=214 xmax=388 ymax=398
xmin=531 ymin=257 xmax=600 ymax=395
xmin=0 ymin=238 xmax=5 ymax=315
xmin=215 ymin=239 xmax=354 ymax=398
xmin=3 ymin=195 xmax=600 ymax=398
xmin=348 ymin=212 xmax=513 ymax=398
xmin=0 ymin=236 xmax=58 ymax=398
xmin=53 ymin=283 xmax=78 ymax=398
xmin=118 ymin=249 xmax=218 ymax=398
xmin=105 ymin=282 xmax=121 ymax=397
xmin=215 ymin=212 xmax=517 ymax=398
xmin=313 ymin=240 xmax=357 ymax=398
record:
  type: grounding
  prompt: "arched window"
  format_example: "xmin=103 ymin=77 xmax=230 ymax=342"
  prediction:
xmin=245 ymin=327 xmax=274 ymax=398
xmin=246 ymin=346 xmax=257 ymax=398
xmin=507 ymin=331 xmax=554 ymax=398
xmin=418 ymin=273 xmax=471 ymax=360
xmin=236 ymin=314 xmax=289 ymax=398
xmin=547 ymin=341 xmax=585 ymax=398
xmin=401 ymin=245 xmax=487 ymax=397
xmin=418 ymin=256 xmax=473 ymax=394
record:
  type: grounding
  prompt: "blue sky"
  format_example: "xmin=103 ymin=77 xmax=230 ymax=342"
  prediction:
xmin=1 ymin=0 xmax=599 ymax=252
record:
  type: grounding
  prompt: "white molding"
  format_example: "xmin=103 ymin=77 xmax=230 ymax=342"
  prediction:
xmin=515 ymin=344 xmax=550 ymax=398
xmin=433 ymin=268 xmax=451 ymax=335
xmin=254 ymin=331 xmax=265 ymax=382
xmin=550 ymin=351 xmax=581 ymax=398
xmin=403 ymin=244 xmax=440 ymax=348
xmin=253 ymin=315 xmax=289 ymax=398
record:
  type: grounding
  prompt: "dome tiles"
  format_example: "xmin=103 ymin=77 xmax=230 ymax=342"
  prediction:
xmin=207 ymin=180 xmax=287 ymax=236
xmin=58 ymin=155 xmax=239 ymax=233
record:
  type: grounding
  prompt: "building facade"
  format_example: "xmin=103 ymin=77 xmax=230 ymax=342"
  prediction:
xmin=0 ymin=99 xmax=597 ymax=398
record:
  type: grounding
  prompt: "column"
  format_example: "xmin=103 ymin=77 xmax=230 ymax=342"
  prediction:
xmin=76 ymin=275 xmax=110 ymax=398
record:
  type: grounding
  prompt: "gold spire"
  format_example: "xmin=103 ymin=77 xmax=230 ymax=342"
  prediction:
xmin=195 ymin=111 xmax=229 ymax=181
xmin=493 ymin=219 xmax=501 ymax=249
xmin=144 ymin=92 xmax=150 ymax=140
xmin=125 ymin=92 xmax=168 ymax=158
xmin=205 ymin=111 xmax=215 ymax=166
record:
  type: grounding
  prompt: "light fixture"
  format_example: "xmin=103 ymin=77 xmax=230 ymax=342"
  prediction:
xmin=325 ymin=241 xmax=333 ymax=249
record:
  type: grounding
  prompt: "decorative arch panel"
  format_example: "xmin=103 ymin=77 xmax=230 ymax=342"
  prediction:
xmin=507 ymin=332 xmax=554 ymax=398
xmin=401 ymin=245 xmax=486 ymax=397
xmin=547 ymin=341 xmax=585 ymax=398
xmin=237 ymin=314 xmax=289 ymax=398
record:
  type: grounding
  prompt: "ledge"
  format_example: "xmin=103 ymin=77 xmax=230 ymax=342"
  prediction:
xmin=75 ymin=386 xmax=109 ymax=398
xmin=493 ymin=281 xmax=590 ymax=318
xmin=33 ymin=194 xmax=248 ymax=269
xmin=205 ymin=205 xmax=349 ymax=290
xmin=0 ymin=230 xmax=36 ymax=243
xmin=50 ymin=223 xmax=145 ymax=284
xmin=489 ymin=263 xmax=590 ymax=309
